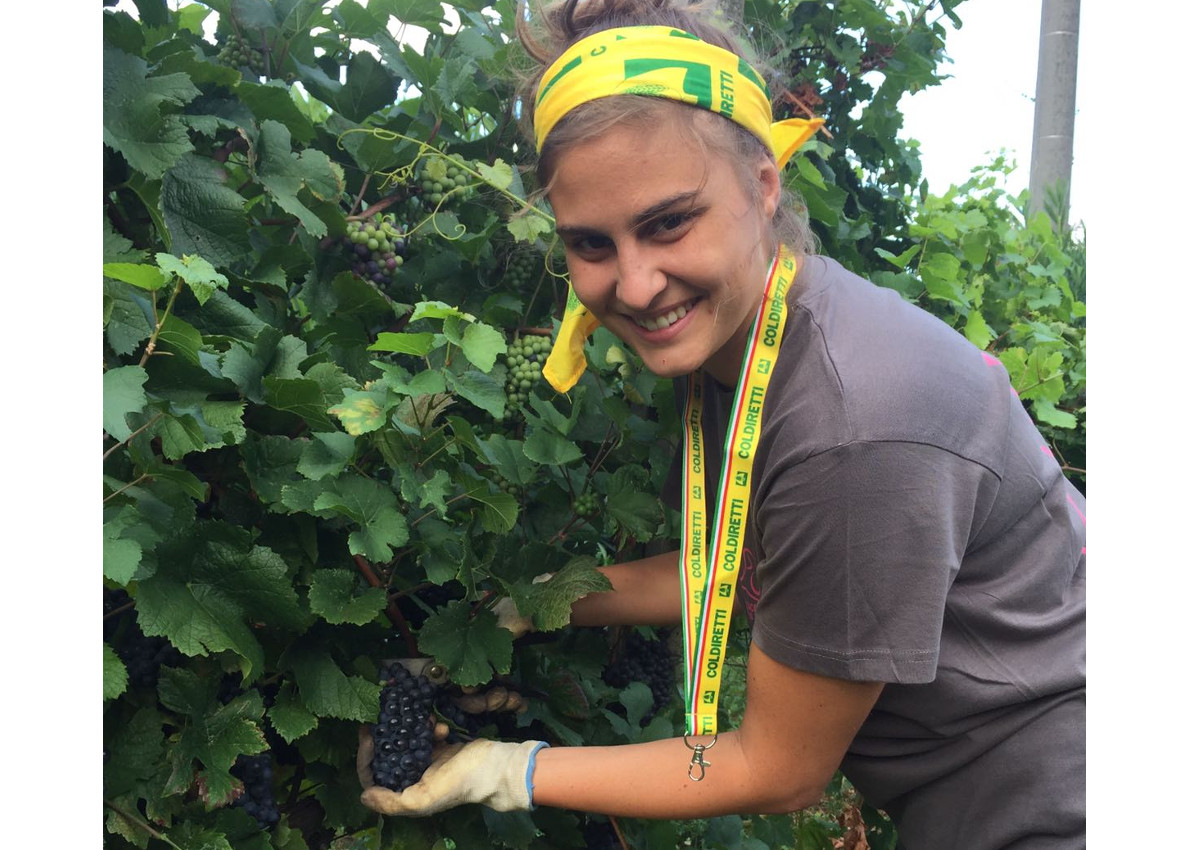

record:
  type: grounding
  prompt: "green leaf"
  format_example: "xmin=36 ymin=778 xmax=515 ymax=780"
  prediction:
xmin=161 ymin=153 xmax=251 ymax=268
xmin=328 ymin=389 xmax=390 ymax=435
xmin=312 ymin=475 xmax=410 ymax=561
xmin=266 ymin=686 xmax=320 ymax=744
xmin=478 ymin=434 xmax=537 ymax=485
xmin=255 ymin=121 xmax=345 ymax=238
xmin=1031 ymin=397 xmax=1077 ymax=429
xmin=155 ymin=253 xmax=229 ymax=306
xmin=514 ymin=556 xmax=612 ymax=632
xmin=265 ymin=377 xmax=336 ymax=431
xmin=506 ymin=213 xmax=553 ymax=244
xmin=239 ymin=79 xmax=317 ymax=144
xmin=104 ymin=643 xmax=129 ymax=701
xmin=104 ymin=523 xmax=143 ymax=585
xmin=417 ymin=601 xmax=513 ymax=686
xmin=962 ymin=309 xmax=996 ymax=349
xmin=481 ymin=810 xmax=539 ymax=850
xmin=411 ymin=301 xmax=471 ymax=322
xmin=103 ymin=262 xmax=169 ymax=291
xmin=523 ymin=428 xmax=583 ymax=465
xmin=102 ymin=45 xmax=199 ymax=178
xmin=478 ymin=159 xmax=514 ymax=191
xmin=282 ymin=640 xmax=381 ymax=722
xmin=464 ymin=484 xmax=519 ymax=534
xmin=103 ymin=365 xmax=148 ymax=441
xmin=156 ymin=314 xmax=203 ymax=366
xmin=340 ymin=50 xmax=401 ymax=121
xmin=104 ymin=280 xmax=153 ymax=355
xmin=460 ymin=322 xmax=507 ymax=372
xmin=367 ymin=332 xmax=436 ymax=355
xmin=156 ymin=410 xmax=209 ymax=460
xmin=296 ymin=432 xmax=358 ymax=480
xmin=308 ymin=569 xmax=387 ymax=626
xmin=447 ymin=370 xmax=506 ymax=419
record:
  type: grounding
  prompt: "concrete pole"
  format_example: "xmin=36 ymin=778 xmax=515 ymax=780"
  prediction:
xmin=1028 ymin=0 xmax=1081 ymax=226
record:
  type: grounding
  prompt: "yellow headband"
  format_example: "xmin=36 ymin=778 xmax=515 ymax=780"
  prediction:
xmin=536 ymin=25 xmax=823 ymax=392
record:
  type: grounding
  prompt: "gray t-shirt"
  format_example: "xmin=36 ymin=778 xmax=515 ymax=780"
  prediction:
xmin=679 ymin=256 xmax=1085 ymax=849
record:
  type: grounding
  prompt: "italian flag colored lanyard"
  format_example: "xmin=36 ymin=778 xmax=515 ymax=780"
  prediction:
xmin=678 ymin=245 xmax=797 ymax=780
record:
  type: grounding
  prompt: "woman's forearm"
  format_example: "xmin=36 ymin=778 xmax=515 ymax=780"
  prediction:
xmin=569 ymin=549 xmax=682 ymax=627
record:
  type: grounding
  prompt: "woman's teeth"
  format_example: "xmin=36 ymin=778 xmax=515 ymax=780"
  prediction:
xmin=633 ymin=303 xmax=692 ymax=331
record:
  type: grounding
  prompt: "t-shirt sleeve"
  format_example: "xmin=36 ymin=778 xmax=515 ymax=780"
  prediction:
xmin=750 ymin=439 xmax=996 ymax=684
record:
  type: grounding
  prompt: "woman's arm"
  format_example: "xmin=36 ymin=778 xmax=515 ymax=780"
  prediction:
xmin=531 ymin=642 xmax=883 ymax=817
xmin=569 ymin=549 xmax=683 ymax=627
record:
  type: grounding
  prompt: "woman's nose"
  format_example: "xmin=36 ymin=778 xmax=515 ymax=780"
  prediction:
xmin=614 ymin=247 xmax=667 ymax=311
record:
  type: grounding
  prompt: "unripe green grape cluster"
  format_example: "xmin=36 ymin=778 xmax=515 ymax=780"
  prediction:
xmin=573 ymin=490 xmax=601 ymax=518
xmin=215 ymin=33 xmax=266 ymax=73
xmin=415 ymin=155 xmax=477 ymax=209
xmin=502 ymin=252 xmax=541 ymax=289
xmin=503 ymin=335 xmax=551 ymax=421
xmin=487 ymin=469 xmax=521 ymax=497
xmin=340 ymin=213 xmax=408 ymax=287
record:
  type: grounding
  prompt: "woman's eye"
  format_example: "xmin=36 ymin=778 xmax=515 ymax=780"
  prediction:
xmin=570 ymin=234 xmax=611 ymax=255
xmin=649 ymin=211 xmax=697 ymax=238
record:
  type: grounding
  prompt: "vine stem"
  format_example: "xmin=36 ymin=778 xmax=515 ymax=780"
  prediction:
xmin=138 ymin=279 xmax=185 ymax=368
xmin=103 ymin=799 xmax=186 ymax=850
xmin=103 ymin=413 xmax=164 ymax=462
xmin=104 ymin=474 xmax=151 ymax=504
xmin=610 ymin=815 xmax=631 ymax=850
xmin=353 ymin=554 xmax=418 ymax=654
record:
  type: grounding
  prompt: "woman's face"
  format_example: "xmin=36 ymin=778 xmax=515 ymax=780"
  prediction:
xmin=546 ymin=115 xmax=781 ymax=386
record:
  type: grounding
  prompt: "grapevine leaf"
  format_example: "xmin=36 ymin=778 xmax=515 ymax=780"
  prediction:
xmin=103 ymin=262 xmax=169 ymax=291
xmin=238 ymin=79 xmax=317 ymax=143
xmin=410 ymin=301 xmax=472 ymax=322
xmin=464 ymin=484 xmax=518 ymax=534
xmin=329 ymin=389 xmax=391 ymax=435
xmin=963 ymin=309 xmax=996 ymax=349
xmin=372 ymin=361 xmax=446 ymax=396
xmin=417 ymin=601 xmax=513 ymax=686
xmin=156 ymin=253 xmax=229 ymax=306
xmin=138 ymin=578 xmax=264 ymax=676
xmin=506 ymin=213 xmax=553 ymax=244
xmin=265 ymin=377 xmax=337 ymax=431
xmin=340 ymin=50 xmax=401 ymax=122
xmin=104 ymin=525 xmax=143 ymax=585
xmin=104 ymin=365 xmax=149 ymax=441
xmin=522 ymin=428 xmax=583 ymax=465
xmin=367 ymin=332 xmax=436 ymax=355
xmin=296 ymin=432 xmax=358 ymax=480
xmin=306 ymin=361 xmax=362 ymax=407
xmin=481 ymin=810 xmax=539 ymax=850
xmin=266 ymin=687 xmax=319 ymax=744
xmin=396 ymin=465 xmax=454 ymax=517
xmin=161 ymin=153 xmax=252 ymax=268
xmin=392 ymin=392 xmax=456 ymax=434
xmin=155 ymin=411 xmax=209 ymax=460
xmin=312 ymin=475 xmax=410 ymax=561
xmin=102 ymin=45 xmax=200 ymax=178
xmin=157 ymin=314 xmax=204 ymax=365
xmin=477 ymin=159 xmax=514 ymax=191
xmin=241 ymin=434 xmax=304 ymax=506
xmin=515 ymin=556 xmax=612 ymax=633
xmin=220 ymin=328 xmax=307 ymax=404
xmin=460 ymin=322 xmax=507 ymax=372
xmin=256 ymin=120 xmax=345 ymax=238
xmin=282 ymin=640 xmax=381 ymax=722
xmin=447 ymin=370 xmax=506 ymax=419
xmin=104 ymin=280 xmax=154 ymax=355
xmin=1032 ymin=397 xmax=1077 ymax=429
xmin=618 ymin=682 xmax=654 ymax=728
xmin=478 ymin=434 xmax=537 ymax=485
xmin=308 ymin=569 xmax=387 ymax=626
xmin=104 ymin=643 xmax=129 ymax=701
xmin=542 ymin=666 xmax=590 ymax=720
xmin=605 ymin=470 xmax=663 ymax=542
xmin=104 ymin=706 xmax=167 ymax=798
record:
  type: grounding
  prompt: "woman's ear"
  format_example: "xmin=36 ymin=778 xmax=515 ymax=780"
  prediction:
xmin=756 ymin=155 xmax=782 ymax=219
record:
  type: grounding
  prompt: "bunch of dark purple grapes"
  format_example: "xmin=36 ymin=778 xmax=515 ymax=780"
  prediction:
xmin=106 ymin=589 xmax=183 ymax=691
xmin=371 ymin=662 xmax=438 ymax=791
xmin=603 ymin=629 xmax=678 ymax=720
xmin=341 ymin=213 xmax=407 ymax=287
xmin=232 ymin=753 xmax=280 ymax=829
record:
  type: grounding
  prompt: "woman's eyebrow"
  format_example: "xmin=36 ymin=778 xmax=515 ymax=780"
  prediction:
xmin=554 ymin=190 xmax=702 ymax=240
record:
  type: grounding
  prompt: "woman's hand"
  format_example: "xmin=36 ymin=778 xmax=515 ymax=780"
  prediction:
xmin=357 ymin=726 xmax=548 ymax=816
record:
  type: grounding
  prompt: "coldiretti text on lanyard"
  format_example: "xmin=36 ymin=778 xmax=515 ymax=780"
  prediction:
xmin=679 ymin=244 xmax=798 ymax=781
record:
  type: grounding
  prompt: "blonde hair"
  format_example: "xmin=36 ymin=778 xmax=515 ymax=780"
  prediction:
xmin=516 ymin=0 xmax=817 ymax=255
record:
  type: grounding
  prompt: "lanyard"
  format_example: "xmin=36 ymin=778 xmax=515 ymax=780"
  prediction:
xmin=678 ymin=245 xmax=797 ymax=777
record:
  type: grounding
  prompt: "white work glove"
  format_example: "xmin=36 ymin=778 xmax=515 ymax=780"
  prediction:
xmin=492 ymin=572 xmax=554 ymax=638
xmin=358 ymin=726 xmax=548 ymax=816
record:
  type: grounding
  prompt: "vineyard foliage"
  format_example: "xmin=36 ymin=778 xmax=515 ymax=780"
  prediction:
xmin=101 ymin=1 xmax=1085 ymax=849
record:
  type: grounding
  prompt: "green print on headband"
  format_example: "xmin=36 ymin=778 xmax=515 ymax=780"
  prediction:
xmin=623 ymin=58 xmax=713 ymax=110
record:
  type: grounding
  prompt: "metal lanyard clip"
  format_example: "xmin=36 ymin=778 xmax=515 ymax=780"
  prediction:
xmin=684 ymin=735 xmax=718 ymax=782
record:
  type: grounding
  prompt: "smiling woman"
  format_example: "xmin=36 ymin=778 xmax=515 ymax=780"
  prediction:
xmin=352 ymin=1 xmax=1087 ymax=847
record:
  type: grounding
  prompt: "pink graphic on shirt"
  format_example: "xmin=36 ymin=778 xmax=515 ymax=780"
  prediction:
xmin=981 ymin=352 xmax=1002 ymax=367
xmin=1040 ymin=445 xmax=1055 ymax=458
xmin=1065 ymin=493 xmax=1086 ymax=525
xmin=737 ymin=548 xmax=761 ymax=626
